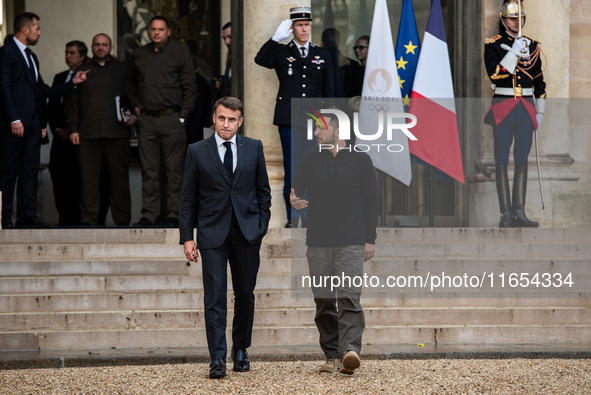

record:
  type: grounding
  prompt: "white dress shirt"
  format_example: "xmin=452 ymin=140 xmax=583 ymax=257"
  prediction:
xmin=214 ymin=132 xmax=237 ymax=172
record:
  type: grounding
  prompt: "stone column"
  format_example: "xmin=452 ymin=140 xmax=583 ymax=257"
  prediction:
xmin=470 ymin=0 xmax=579 ymax=227
xmin=243 ymin=0 xmax=310 ymax=228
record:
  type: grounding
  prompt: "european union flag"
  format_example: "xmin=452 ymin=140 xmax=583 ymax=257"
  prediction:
xmin=395 ymin=0 xmax=421 ymax=110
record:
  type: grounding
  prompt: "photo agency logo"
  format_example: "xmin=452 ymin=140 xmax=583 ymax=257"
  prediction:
xmin=304 ymin=106 xmax=418 ymax=153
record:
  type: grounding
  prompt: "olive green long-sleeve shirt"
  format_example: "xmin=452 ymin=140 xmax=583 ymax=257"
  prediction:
xmin=125 ymin=40 xmax=197 ymax=119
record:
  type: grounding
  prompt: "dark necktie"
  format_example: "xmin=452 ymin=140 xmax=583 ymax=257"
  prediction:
xmin=300 ymin=47 xmax=306 ymax=58
xmin=223 ymin=141 xmax=233 ymax=174
xmin=24 ymin=47 xmax=37 ymax=82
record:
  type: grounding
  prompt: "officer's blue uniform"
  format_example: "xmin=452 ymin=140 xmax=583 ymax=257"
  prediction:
xmin=255 ymin=39 xmax=334 ymax=222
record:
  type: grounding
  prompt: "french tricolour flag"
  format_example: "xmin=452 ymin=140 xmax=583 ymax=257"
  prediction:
xmin=408 ymin=0 xmax=464 ymax=183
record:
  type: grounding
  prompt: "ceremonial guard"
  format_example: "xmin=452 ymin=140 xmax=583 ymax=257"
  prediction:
xmin=255 ymin=7 xmax=334 ymax=228
xmin=484 ymin=0 xmax=546 ymax=227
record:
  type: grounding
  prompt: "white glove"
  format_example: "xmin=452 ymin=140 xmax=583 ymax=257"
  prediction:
xmin=535 ymin=97 xmax=545 ymax=128
xmin=272 ymin=19 xmax=293 ymax=42
xmin=511 ymin=37 xmax=530 ymax=59
xmin=536 ymin=112 xmax=544 ymax=128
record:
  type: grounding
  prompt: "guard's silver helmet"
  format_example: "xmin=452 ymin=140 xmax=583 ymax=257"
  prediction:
xmin=500 ymin=1 xmax=526 ymax=30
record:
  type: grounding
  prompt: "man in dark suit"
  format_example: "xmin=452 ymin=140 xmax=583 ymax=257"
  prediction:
xmin=47 ymin=40 xmax=88 ymax=226
xmin=179 ymin=97 xmax=271 ymax=379
xmin=255 ymin=7 xmax=334 ymax=228
xmin=0 ymin=12 xmax=88 ymax=229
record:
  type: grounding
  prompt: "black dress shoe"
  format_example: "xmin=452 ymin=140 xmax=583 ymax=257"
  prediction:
xmin=166 ymin=217 xmax=179 ymax=227
xmin=134 ymin=217 xmax=155 ymax=227
xmin=2 ymin=222 xmax=14 ymax=229
xmin=284 ymin=221 xmax=292 ymax=228
xmin=209 ymin=359 xmax=226 ymax=379
xmin=15 ymin=217 xmax=49 ymax=228
xmin=232 ymin=348 xmax=250 ymax=372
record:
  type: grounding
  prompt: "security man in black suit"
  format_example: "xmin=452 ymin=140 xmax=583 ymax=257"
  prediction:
xmin=47 ymin=40 xmax=87 ymax=226
xmin=255 ymin=7 xmax=334 ymax=228
xmin=484 ymin=0 xmax=546 ymax=228
xmin=0 ymin=12 xmax=88 ymax=229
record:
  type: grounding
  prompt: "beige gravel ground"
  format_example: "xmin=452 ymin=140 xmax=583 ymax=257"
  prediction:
xmin=1 ymin=358 xmax=589 ymax=394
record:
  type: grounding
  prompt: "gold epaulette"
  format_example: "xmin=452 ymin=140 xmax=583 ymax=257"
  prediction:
xmin=523 ymin=35 xmax=540 ymax=45
xmin=485 ymin=35 xmax=502 ymax=45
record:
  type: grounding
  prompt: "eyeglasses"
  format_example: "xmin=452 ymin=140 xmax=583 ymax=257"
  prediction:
xmin=353 ymin=45 xmax=368 ymax=51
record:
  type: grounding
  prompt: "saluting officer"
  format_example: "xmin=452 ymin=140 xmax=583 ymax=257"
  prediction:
xmin=255 ymin=7 xmax=334 ymax=228
xmin=484 ymin=0 xmax=546 ymax=228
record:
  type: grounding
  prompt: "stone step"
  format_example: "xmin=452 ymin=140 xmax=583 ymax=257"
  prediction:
xmin=0 ymin=274 xmax=295 ymax=294
xmin=2 ymin=324 xmax=590 ymax=351
xmin=0 ymin=243 xmax=291 ymax=262
xmin=291 ymin=242 xmax=591 ymax=260
xmin=0 ymin=228 xmax=291 ymax=246
xmin=1 ymin=258 xmax=587 ymax=278
xmin=0 ymin=261 xmax=192 ymax=277
xmin=2 ymin=291 xmax=589 ymax=314
xmin=2 ymin=240 xmax=589 ymax=263
xmin=2 ymin=274 xmax=588 ymax=297
xmin=1 ymin=308 xmax=589 ymax=332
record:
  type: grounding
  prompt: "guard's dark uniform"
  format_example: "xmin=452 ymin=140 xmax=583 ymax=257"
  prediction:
xmin=484 ymin=31 xmax=546 ymax=166
xmin=255 ymin=39 xmax=334 ymax=222
xmin=483 ymin=28 xmax=546 ymax=228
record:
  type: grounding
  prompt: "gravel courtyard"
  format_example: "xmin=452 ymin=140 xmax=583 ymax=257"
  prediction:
xmin=1 ymin=357 xmax=589 ymax=394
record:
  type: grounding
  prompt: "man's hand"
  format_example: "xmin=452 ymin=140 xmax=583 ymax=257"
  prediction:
xmin=125 ymin=114 xmax=138 ymax=127
xmin=42 ymin=128 xmax=47 ymax=139
xmin=212 ymin=77 xmax=221 ymax=90
xmin=72 ymin=69 xmax=90 ymax=84
xmin=184 ymin=240 xmax=199 ymax=262
xmin=56 ymin=128 xmax=71 ymax=140
xmin=272 ymin=19 xmax=293 ymax=42
xmin=364 ymin=243 xmax=375 ymax=262
xmin=511 ymin=37 xmax=530 ymax=59
xmin=11 ymin=121 xmax=24 ymax=137
xmin=69 ymin=132 xmax=80 ymax=145
xmin=290 ymin=188 xmax=308 ymax=210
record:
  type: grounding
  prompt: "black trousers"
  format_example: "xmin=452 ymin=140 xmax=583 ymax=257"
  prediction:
xmin=199 ymin=214 xmax=261 ymax=360
xmin=0 ymin=119 xmax=41 ymax=225
xmin=49 ymin=137 xmax=81 ymax=226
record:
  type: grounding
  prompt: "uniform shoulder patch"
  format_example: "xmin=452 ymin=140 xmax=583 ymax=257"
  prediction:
xmin=485 ymin=35 xmax=502 ymax=45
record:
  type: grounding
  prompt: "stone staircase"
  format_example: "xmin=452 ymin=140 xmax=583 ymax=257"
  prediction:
xmin=0 ymin=228 xmax=589 ymax=352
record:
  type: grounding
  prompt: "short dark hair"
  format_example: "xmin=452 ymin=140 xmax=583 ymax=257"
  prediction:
xmin=213 ymin=97 xmax=244 ymax=118
xmin=222 ymin=21 xmax=231 ymax=31
xmin=92 ymin=33 xmax=112 ymax=46
xmin=323 ymin=113 xmax=339 ymax=130
xmin=14 ymin=12 xmax=40 ymax=33
xmin=150 ymin=16 xmax=170 ymax=29
xmin=357 ymin=35 xmax=370 ymax=45
xmin=66 ymin=40 xmax=88 ymax=59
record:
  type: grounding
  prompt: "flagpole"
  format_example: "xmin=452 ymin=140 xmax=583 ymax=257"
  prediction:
xmin=518 ymin=0 xmax=522 ymax=38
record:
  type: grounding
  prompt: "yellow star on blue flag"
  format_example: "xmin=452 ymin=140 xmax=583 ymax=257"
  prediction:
xmin=404 ymin=41 xmax=418 ymax=55
xmin=396 ymin=56 xmax=408 ymax=70
xmin=395 ymin=0 xmax=421 ymax=108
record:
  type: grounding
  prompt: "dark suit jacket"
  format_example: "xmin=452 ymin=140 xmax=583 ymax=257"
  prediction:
xmin=47 ymin=70 xmax=70 ymax=133
xmin=255 ymin=39 xmax=334 ymax=126
xmin=179 ymin=134 xmax=272 ymax=249
xmin=0 ymin=38 xmax=75 ymax=131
